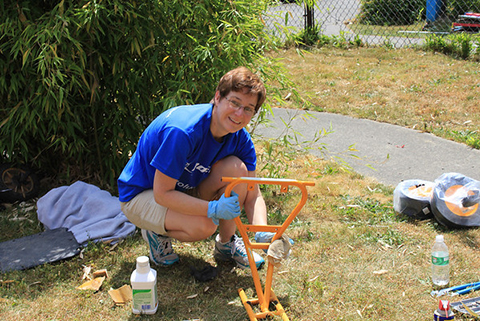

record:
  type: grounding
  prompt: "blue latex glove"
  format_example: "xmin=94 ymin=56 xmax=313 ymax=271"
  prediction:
xmin=207 ymin=191 xmax=241 ymax=225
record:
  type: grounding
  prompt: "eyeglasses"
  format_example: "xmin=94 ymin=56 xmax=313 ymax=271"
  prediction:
xmin=225 ymin=98 xmax=256 ymax=117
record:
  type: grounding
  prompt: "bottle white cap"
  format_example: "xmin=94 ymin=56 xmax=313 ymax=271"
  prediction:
xmin=436 ymin=235 xmax=444 ymax=242
xmin=136 ymin=256 xmax=150 ymax=270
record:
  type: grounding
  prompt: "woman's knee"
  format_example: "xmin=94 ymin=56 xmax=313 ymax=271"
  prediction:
xmin=212 ymin=155 xmax=249 ymax=177
xmin=198 ymin=156 xmax=249 ymax=200
xmin=190 ymin=218 xmax=217 ymax=240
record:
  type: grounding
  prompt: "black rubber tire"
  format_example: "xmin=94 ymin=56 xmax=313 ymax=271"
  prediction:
xmin=0 ymin=163 xmax=40 ymax=203
xmin=431 ymin=173 xmax=480 ymax=228
xmin=393 ymin=179 xmax=434 ymax=219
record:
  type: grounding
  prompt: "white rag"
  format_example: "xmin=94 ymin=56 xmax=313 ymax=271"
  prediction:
xmin=267 ymin=235 xmax=292 ymax=267
xmin=37 ymin=181 xmax=135 ymax=246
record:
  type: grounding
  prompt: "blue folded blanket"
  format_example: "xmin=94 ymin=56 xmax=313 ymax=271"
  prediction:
xmin=37 ymin=181 xmax=136 ymax=246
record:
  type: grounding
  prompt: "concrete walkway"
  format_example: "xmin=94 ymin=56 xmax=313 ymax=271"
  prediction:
xmin=255 ymin=108 xmax=480 ymax=187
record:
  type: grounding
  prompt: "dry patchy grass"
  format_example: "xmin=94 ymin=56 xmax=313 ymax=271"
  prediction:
xmin=271 ymin=47 xmax=480 ymax=146
xmin=1 ymin=147 xmax=480 ymax=320
xmin=2 ymin=47 xmax=480 ymax=320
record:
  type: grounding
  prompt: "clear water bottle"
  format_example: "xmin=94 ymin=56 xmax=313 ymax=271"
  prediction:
xmin=431 ymin=235 xmax=449 ymax=286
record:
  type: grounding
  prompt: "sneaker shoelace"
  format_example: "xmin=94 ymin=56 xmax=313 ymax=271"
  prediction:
xmin=155 ymin=236 xmax=173 ymax=256
xmin=232 ymin=235 xmax=247 ymax=256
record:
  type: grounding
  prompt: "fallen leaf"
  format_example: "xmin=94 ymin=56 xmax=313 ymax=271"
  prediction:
xmin=186 ymin=294 xmax=198 ymax=299
xmin=373 ymin=270 xmax=389 ymax=275
xmin=378 ymin=240 xmax=392 ymax=249
xmin=27 ymin=281 xmax=41 ymax=289
xmin=18 ymin=12 xmax=27 ymax=23
xmin=82 ymin=265 xmax=92 ymax=280
xmin=0 ymin=280 xmax=14 ymax=284
xmin=308 ymin=276 xmax=319 ymax=282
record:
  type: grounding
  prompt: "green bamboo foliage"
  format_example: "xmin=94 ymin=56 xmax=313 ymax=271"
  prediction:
xmin=0 ymin=0 xmax=274 ymax=187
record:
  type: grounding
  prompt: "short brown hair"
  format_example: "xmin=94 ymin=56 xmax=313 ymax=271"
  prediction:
xmin=216 ymin=66 xmax=266 ymax=113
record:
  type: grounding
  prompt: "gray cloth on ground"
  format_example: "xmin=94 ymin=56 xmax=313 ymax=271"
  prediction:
xmin=37 ymin=181 xmax=136 ymax=246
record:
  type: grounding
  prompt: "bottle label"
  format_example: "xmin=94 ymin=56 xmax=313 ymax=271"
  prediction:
xmin=133 ymin=289 xmax=156 ymax=311
xmin=432 ymin=256 xmax=449 ymax=266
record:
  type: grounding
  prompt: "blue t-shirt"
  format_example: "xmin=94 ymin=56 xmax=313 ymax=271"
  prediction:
xmin=117 ymin=104 xmax=256 ymax=202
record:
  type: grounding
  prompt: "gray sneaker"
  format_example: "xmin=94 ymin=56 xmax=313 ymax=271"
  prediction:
xmin=141 ymin=229 xmax=179 ymax=266
xmin=214 ymin=234 xmax=265 ymax=269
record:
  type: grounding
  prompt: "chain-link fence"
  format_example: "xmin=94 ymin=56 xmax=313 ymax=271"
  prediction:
xmin=263 ymin=0 xmax=480 ymax=47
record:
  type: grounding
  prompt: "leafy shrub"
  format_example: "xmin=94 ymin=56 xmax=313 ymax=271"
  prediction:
xmin=424 ymin=32 xmax=480 ymax=60
xmin=0 ymin=0 xmax=278 ymax=187
xmin=359 ymin=0 xmax=480 ymax=26
xmin=445 ymin=0 xmax=480 ymax=18
xmin=359 ymin=0 xmax=425 ymax=25
xmin=424 ymin=34 xmax=455 ymax=53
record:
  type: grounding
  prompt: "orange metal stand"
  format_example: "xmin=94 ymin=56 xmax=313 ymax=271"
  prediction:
xmin=223 ymin=177 xmax=315 ymax=321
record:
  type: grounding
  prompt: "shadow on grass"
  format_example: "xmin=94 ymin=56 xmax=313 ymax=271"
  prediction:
xmin=0 ymin=226 xmax=287 ymax=320
xmin=121 ymin=251 xmax=262 ymax=321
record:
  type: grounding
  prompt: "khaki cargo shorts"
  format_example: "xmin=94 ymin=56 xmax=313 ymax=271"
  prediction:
xmin=120 ymin=189 xmax=168 ymax=235
xmin=120 ymin=188 xmax=200 ymax=235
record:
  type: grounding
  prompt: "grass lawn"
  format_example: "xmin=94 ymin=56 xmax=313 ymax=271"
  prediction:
xmin=1 ymin=46 xmax=479 ymax=320
xmin=269 ymin=47 xmax=480 ymax=149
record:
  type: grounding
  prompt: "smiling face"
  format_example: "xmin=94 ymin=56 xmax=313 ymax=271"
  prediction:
xmin=210 ymin=88 xmax=258 ymax=141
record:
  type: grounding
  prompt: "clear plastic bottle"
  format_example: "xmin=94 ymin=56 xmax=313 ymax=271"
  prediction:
xmin=131 ymin=256 xmax=158 ymax=314
xmin=431 ymin=235 xmax=450 ymax=286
